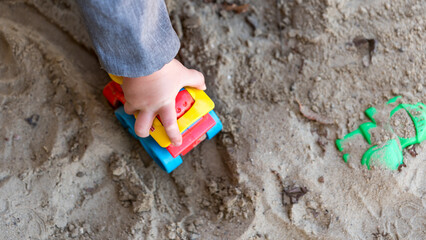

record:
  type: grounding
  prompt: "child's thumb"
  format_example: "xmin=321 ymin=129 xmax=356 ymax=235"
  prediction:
xmin=183 ymin=69 xmax=206 ymax=90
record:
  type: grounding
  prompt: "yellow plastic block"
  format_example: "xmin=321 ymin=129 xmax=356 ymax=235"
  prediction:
xmin=151 ymin=87 xmax=215 ymax=147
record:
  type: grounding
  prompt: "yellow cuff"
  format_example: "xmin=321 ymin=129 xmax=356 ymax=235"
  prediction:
xmin=108 ymin=74 xmax=123 ymax=84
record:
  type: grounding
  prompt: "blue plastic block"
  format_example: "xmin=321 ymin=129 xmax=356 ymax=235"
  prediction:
xmin=206 ymin=110 xmax=223 ymax=139
xmin=114 ymin=106 xmax=182 ymax=173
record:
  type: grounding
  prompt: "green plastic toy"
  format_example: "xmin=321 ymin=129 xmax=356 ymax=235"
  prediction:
xmin=336 ymin=96 xmax=426 ymax=170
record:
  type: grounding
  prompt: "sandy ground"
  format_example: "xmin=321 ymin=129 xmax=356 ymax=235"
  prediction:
xmin=0 ymin=0 xmax=425 ymax=239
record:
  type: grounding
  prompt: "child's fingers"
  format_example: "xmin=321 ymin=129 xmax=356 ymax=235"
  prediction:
xmin=134 ymin=111 xmax=155 ymax=138
xmin=124 ymin=102 xmax=137 ymax=115
xmin=158 ymin=104 xmax=182 ymax=146
xmin=183 ymin=69 xmax=206 ymax=90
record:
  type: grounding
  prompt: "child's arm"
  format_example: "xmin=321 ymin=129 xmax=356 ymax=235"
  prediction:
xmin=76 ymin=0 xmax=205 ymax=146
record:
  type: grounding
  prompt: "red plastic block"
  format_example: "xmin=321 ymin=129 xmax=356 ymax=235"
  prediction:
xmin=180 ymin=134 xmax=207 ymax=156
xmin=175 ymin=90 xmax=195 ymax=119
xmin=103 ymin=81 xmax=126 ymax=108
xmin=166 ymin=113 xmax=216 ymax=158
xmin=157 ymin=90 xmax=195 ymax=123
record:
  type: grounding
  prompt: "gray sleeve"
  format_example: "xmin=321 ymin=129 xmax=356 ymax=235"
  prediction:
xmin=76 ymin=0 xmax=180 ymax=78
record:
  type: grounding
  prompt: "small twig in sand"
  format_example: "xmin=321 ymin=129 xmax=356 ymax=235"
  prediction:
xmin=397 ymin=163 xmax=407 ymax=172
xmin=271 ymin=170 xmax=308 ymax=204
xmin=371 ymin=227 xmax=389 ymax=239
xmin=407 ymin=145 xmax=418 ymax=157
xmin=296 ymin=100 xmax=334 ymax=125
xmin=223 ymin=3 xmax=250 ymax=13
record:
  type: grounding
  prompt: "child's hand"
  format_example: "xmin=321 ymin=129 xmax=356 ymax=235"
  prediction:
xmin=121 ymin=59 xmax=206 ymax=146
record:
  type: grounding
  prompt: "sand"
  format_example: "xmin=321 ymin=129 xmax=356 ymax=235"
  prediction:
xmin=0 ymin=0 xmax=425 ymax=239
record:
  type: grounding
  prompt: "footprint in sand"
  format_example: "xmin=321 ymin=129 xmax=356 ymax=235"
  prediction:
xmin=0 ymin=209 xmax=47 ymax=239
xmin=0 ymin=31 xmax=20 ymax=96
xmin=0 ymin=199 xmax=9 ymax=215
xmin=395 ymin=201 xmax=425 ymax=239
